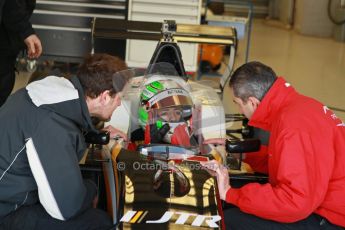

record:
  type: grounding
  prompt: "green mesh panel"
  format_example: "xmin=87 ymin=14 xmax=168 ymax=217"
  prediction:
xmin=146 ymin=85 xmax=157 ymax=94
xmin=138 ymin=107 xmax=149 ymax=124
xmin=151 ymin=81 xmax=164 ymax=90
xmin=140 ymin=81 xmax=165 ymax=102
xmin=156 ymin=120 xmax=163 ymax=129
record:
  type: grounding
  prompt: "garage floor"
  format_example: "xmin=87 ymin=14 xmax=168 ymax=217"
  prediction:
xmin=13 ymin=19 xmax=345 ymax=120
xmin=222 ymin=19 xmax=345 ymax=121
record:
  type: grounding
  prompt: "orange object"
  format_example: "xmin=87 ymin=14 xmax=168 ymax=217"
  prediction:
xmin=199 ymin=44 xmax=224 ymax=69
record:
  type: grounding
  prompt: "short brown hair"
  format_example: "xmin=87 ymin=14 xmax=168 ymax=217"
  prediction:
xmin=77 ymin=53 xmax=128 ymax=98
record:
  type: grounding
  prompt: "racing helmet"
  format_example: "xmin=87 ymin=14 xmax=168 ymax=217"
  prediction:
xmin=138 ymin=77 xmax=195 ymax=146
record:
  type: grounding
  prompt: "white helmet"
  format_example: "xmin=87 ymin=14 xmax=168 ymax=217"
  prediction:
xmin=138 ymin=76 xmax=194 ymax=145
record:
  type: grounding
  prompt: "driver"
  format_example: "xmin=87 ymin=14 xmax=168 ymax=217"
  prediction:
xmin=157 ymin=106 xmax=183 ymax=122
xmin=138 ymin=78 xmax=196 ymax=147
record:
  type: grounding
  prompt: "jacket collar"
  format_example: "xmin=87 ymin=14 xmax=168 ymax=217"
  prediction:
xmin=248 ymin=77 xmax=297 ymax=131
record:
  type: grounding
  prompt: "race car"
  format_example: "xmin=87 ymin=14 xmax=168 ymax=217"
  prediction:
xmin=86 ymin=19 xmax=264 ymax=229
xmin=102 ymin=62 xmax=227 ymax=229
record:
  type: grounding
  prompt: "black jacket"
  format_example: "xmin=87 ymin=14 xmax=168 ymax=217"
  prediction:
xmin=0 ymin=0 xmax=5 ymax=24
xmin=0 ymin=0 xmax=36 ymax=55
xmin=0 ymin=76 xmax=97 ymax=221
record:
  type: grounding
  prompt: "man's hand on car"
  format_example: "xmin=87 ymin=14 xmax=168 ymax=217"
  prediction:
xmin=201 ymin=160 xmax=231 ymax=200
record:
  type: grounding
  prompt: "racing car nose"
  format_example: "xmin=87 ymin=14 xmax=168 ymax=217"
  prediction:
xmin=153 ymin=164 xmax=190 ymax=198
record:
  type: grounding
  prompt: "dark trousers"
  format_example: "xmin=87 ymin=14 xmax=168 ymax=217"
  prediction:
xmin=0 ymin=54 xmax=17 ymax=107
xmin=224 ymin=207 xmax=344 ymax=230
xmin=0 ymin=204 xmax=114 ymax=230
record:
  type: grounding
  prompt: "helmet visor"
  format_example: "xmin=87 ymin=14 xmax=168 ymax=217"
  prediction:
xmin=148 ymin=88 xmax=193 ymax=109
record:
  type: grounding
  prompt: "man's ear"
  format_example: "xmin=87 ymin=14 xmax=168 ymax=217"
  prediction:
xmin=99 ymin=90 xmax=111 ymax=105
xmin=248 ymin=96 xmax=260 ymax=109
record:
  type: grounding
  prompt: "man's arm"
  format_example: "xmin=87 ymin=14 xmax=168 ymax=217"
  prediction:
xmin=26 ymin=117 xmax=97 ymax=220
xmin=225 ymin=129 xmax=332 ymax=222
xmin=2 ymin=0 xmax=42 ymax=58
xmin=2 ymin=0 xmax=35 ymax=41
xmin=242 ymin=145 xmax=269 ymax=174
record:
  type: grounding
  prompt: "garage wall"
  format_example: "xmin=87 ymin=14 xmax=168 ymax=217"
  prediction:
xmin=294 ymin=0 xmax=334 ymax=37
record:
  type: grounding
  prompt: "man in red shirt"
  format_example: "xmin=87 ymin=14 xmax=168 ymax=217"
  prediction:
xmin=202 ymin=62 xmax=345 ymax=229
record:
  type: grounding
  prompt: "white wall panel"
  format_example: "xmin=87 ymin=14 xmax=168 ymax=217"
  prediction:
xmin=126 ymin=0 xmax=202 ymax=71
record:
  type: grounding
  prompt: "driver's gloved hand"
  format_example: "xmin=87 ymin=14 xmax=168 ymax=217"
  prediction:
xmin=171 ymin=124 xmax=191 ymax=147
xmin=150 ymin=123 xmax=170 ymax=143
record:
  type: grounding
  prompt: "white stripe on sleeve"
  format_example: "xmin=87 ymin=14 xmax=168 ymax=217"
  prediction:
xmin=26 ymin=138 xmax=65 ymax=220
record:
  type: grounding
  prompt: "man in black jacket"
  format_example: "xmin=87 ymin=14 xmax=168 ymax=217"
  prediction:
xmin=0 ymin=0 xmax=42 ymax=107
xmin=0 ymin=53 xmax=129 ymax=229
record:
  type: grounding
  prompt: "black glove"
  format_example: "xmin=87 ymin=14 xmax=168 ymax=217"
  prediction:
xmin=150 ymin=123 xmax=170 ymax=143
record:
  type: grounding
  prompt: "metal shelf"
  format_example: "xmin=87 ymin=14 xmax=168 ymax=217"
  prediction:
xmin=31 ymin=0 xmax=128 ymax=63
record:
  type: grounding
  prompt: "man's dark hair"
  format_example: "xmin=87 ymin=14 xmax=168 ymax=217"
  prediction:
xmin=77 ymin=53 xmax=128 ymax=98
xmin=229 ymin=61 xmax=277 ymax=102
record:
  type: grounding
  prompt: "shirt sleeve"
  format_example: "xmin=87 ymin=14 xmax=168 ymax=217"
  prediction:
xmin=2 ymin=0 xmax=35 ymax=40
xmin=26 ymin=116 xmax=97 ymax=220
xmin=243 ymin=145 xmax=269 ymax=174
xmin=226 ymin=129 xmax=333 ymax=222
xmin=0 ymin=0 xmax=5 ymax=25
